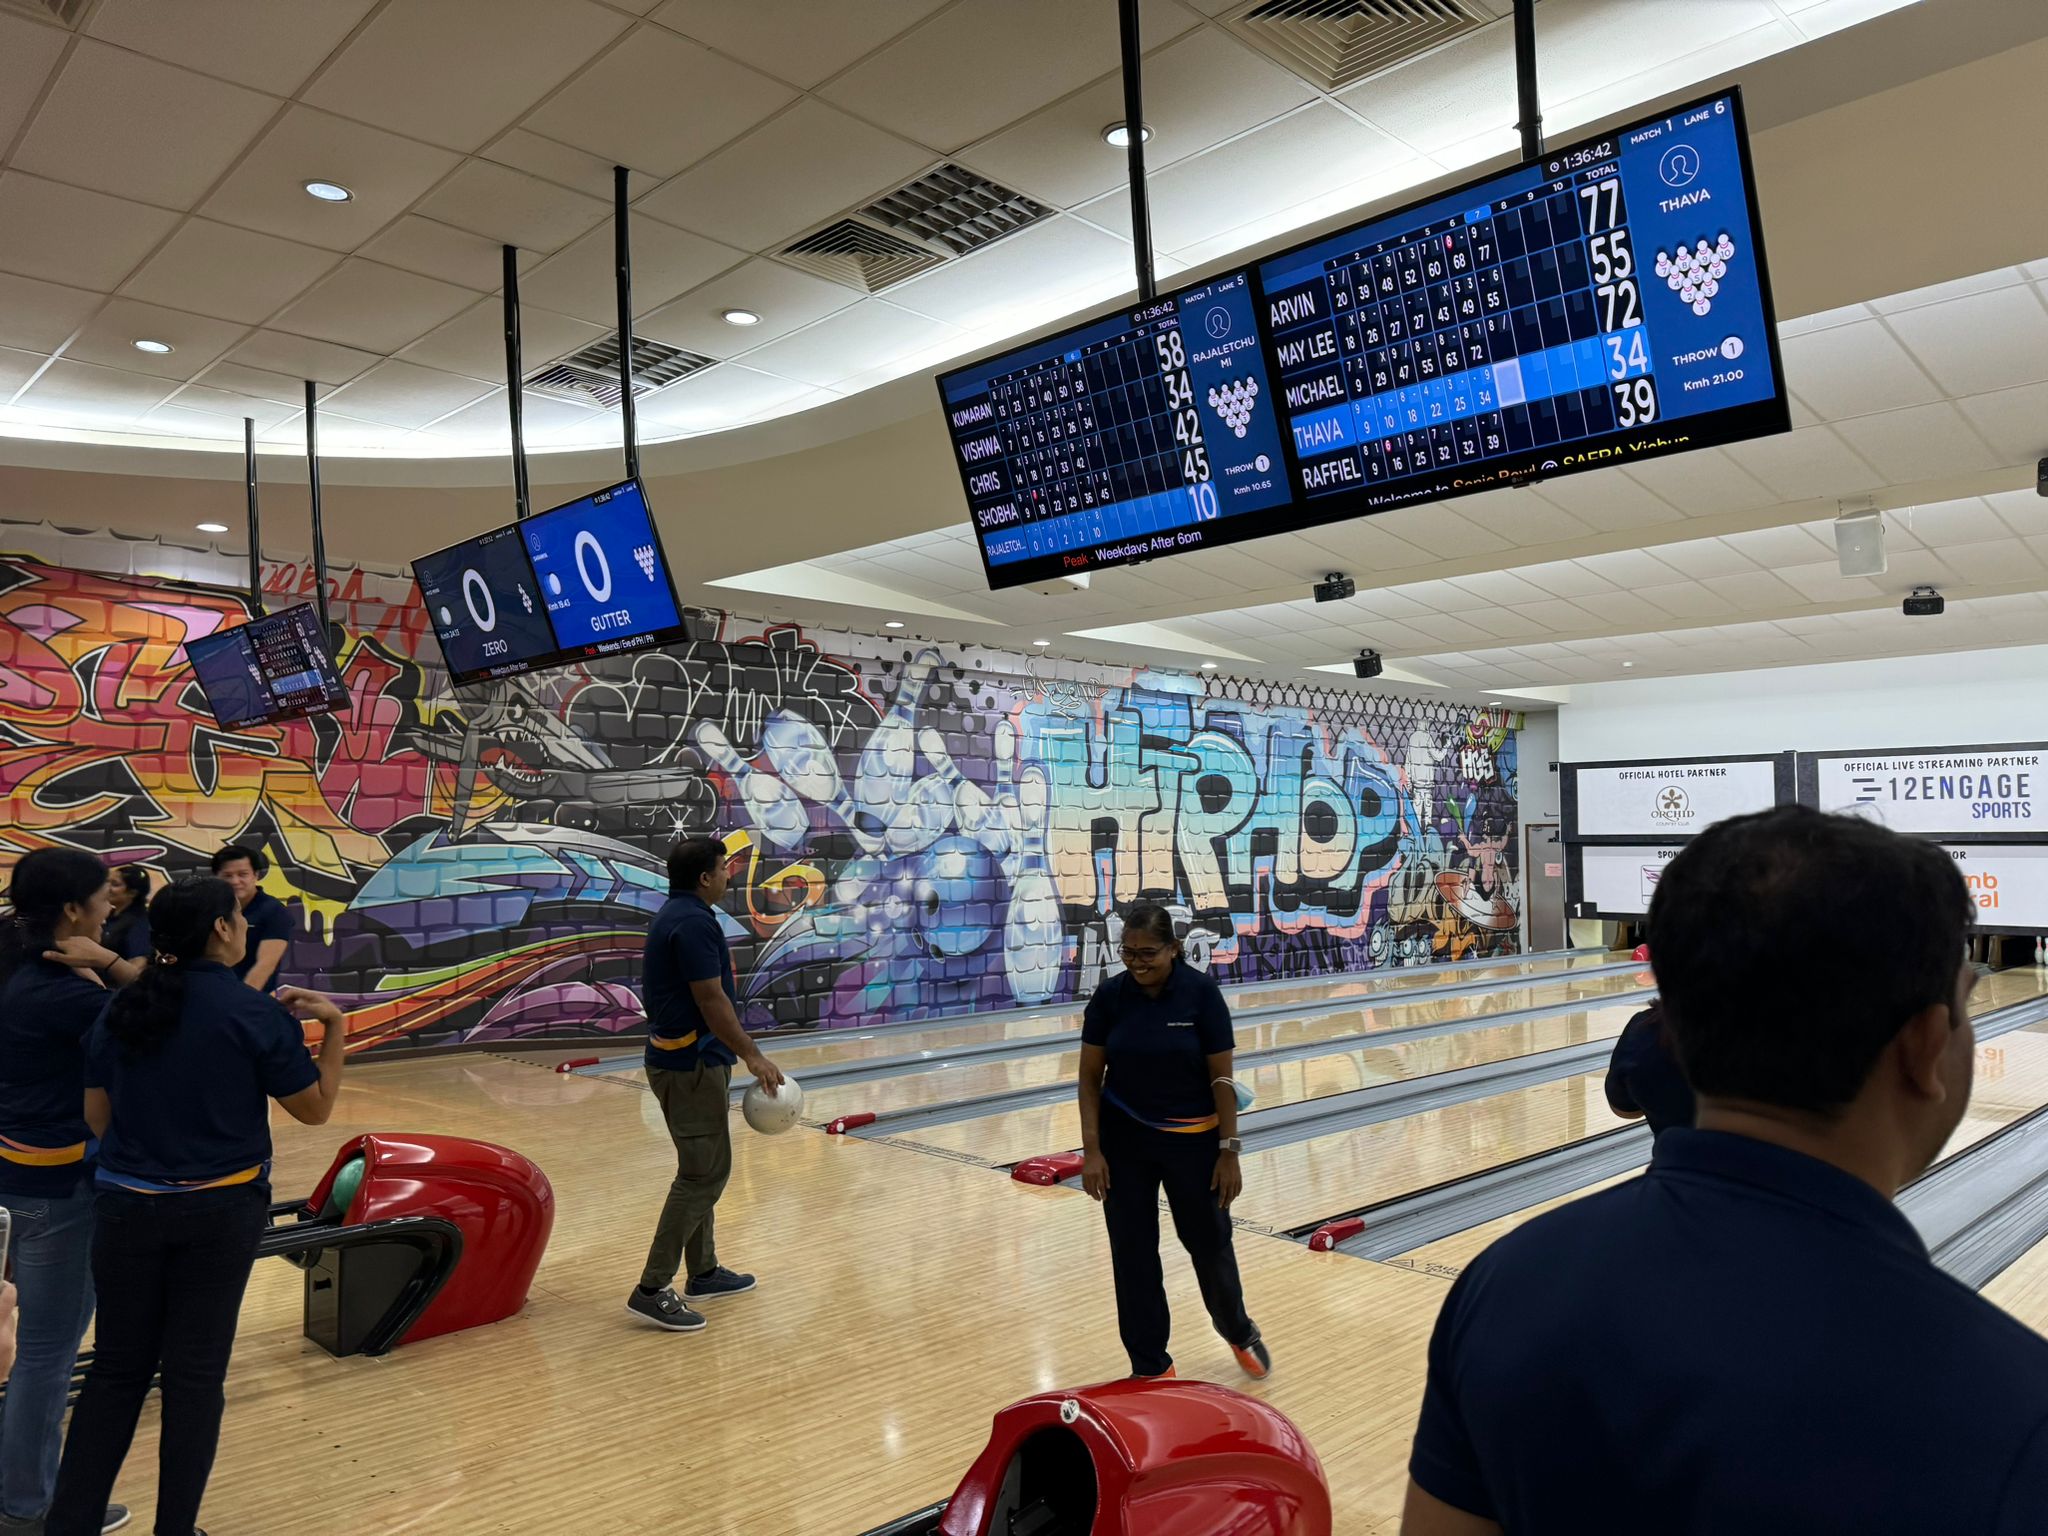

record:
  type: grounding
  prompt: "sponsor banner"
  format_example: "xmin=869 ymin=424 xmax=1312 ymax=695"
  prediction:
xmin=1942 ymin=844 xmax=2048 ymax=933
xmin=1569 ymin=843 xmax=1683 ymax=918
xmin=1566 ymin=755 xmax=1785 ymax=840
xmin=1803 ymin=746 xmax=2048 ymax=839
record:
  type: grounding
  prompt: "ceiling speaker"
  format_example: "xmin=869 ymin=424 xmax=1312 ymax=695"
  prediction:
xmin=1834 ymin=510 xmax=1887 ymax=577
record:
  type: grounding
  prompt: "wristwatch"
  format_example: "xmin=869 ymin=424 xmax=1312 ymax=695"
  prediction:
xmin=1218 ymin=1137 xmax=1243 ymax=1154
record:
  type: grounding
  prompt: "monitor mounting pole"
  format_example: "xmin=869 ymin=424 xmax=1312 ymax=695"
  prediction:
xmin=304 ymin=380 xmax=331 ymax=636
xmin=243 ymin=416 xmax=264 ymax=616
xmin=503 ymin=244 xmax=531 ymax=520
xmin=614 ymin=164 xmax=640 ymax=482
xmin=1514 ymin=0 xmax=1544 ymax=161
xmin=1117 ymin=0 xmax=1156 ymax=303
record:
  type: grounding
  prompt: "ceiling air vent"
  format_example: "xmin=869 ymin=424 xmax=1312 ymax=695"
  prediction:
xmin=1226 ymin=0 xmax=1518 ymax=92
xmin=0 ymin=0 xmax=87 ymax=23
xmin=861 ymin=164 xmax=1054 ymax=257
xmin=526 ymin=335 xmax=714 ymax=409
xmin=779 ymin=219 xmax=946 ymax=295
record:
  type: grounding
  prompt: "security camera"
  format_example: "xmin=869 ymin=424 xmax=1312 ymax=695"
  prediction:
xmin=1903 ymin=585 xmax=1945 ymax=617
xmin=1352 ymin=648 xmax=1383 ymax=679
xmin=1314 ymin=572 xmax=1356 ymax=603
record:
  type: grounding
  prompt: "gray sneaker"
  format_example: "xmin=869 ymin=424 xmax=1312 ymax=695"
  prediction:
xmin=625 ymin=1286 xmax=706 ymax=1332
xmin=104 ymin=1510 xmax=133 ymax=1535
xmin=0 ymin=1503 xmax=129 ymax=1533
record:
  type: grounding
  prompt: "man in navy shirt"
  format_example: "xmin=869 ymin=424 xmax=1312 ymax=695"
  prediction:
xmin=1603 ymin=996 xmax=1696 ymax=1136
xmin=211 ymin=844 xmax=289 ymax=993
xmin=1404 ymin=806 xmax=2048 ymax=1535
xmin=626 ymin=836 xmax=788 ymax=1335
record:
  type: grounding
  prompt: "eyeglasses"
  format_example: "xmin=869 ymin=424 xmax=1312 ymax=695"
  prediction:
xmin=1119 ymin=945 xmax=1170 ymax=963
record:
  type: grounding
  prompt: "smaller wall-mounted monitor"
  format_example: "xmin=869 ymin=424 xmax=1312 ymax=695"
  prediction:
xmin=412 ymin=478 xmax=688 ymax=687
xmin=183 ymin=603 xmax=349 ymax=730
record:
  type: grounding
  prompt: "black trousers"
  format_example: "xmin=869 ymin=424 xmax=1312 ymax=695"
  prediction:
xmin=1100 ymin=1107 xmax=1254 ymax=1377
xmin=45 ymin=1184 xmax=268 ymax=1536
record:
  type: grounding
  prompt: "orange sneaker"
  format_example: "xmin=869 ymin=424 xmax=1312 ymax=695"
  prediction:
xmin=1231 ymin=1335 xmax=1272 ymax=1380
xmin=1130 ymin=1366 xmax=1178 ymax=1380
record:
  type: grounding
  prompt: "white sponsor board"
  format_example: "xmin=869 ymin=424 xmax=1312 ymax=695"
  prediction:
xmin=1575 ymin=843 xmax=1685 ymax=917
xmin=1944 ymin=844 xmax=2048 ymax=931
xmin=1808 ymin=748 xmax=2046 ymax=837
xmin=1570 ymin=757 xmax=1782 ymax=838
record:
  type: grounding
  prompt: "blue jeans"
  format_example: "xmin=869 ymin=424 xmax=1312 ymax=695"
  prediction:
xmin=0 ymin=1183 xmax=97 ymax=1520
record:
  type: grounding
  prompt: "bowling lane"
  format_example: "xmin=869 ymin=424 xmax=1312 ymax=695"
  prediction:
xmin=884 ymin=995 xmax=1642 ymax=1166
xmin=753 ymin=958 xmax=1630 ymax=1073
xmin=1392 ymin=973 xmax=2048 ymax=1275
xmin=1982 ymin=1232 xmax=2048 ymax=1336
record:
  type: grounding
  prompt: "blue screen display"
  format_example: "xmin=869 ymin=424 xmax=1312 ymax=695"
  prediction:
xmin=413 ymin=524 xmax=558 ymax=683
xmin=184 ymin=603 xmax=348 ymax=730
xmin=522 ymin=479 xmax=684 ymax=655
xmin=938 ymin=87 xmax=1786 ymax=591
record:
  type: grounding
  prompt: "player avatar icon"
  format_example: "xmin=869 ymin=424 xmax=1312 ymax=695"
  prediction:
xmin=1206 ymin=377 xmax=1261 ymax=439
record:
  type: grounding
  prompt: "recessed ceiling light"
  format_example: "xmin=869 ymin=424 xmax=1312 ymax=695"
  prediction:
xmin=132 ymin=339 xmax=173 ymax=354
xmin=1200 ymin=661 xmax=1217 ymax=670
xmin=1486 ymin=700 xmax=1500 ymax=706
xmin=1621 ymin=661 xmax=1635 ymax=669
xmin=883 ymin=620 xmax=904 ymax=629
xmin=302 ymin=180 xmax=353 ymax=203
xmin=196 ymin=522 xmax=228 ymax=534
xmin=1032 ymin=638 xmax=1051 ymax=647
xmin=1101 ymin=121 xmax=1153 ymax=148
xmin=721 ymin=308 xmax=762 ymax=327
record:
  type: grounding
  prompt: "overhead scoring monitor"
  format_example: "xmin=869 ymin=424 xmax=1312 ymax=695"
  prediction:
xmin=935 ymin=87 xmax=1787 ymax=589
xmin=183 ymin=602 xmax=350 ymax=730
xmin=411 ymin=478 xmax=688 ymax=687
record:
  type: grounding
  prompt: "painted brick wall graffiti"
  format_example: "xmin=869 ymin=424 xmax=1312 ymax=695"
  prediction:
xmin=0 ymin=538 xmax=1520 ymax=1053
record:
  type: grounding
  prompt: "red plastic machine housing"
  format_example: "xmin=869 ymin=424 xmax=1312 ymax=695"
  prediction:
xmin=300 ymin=1132 xmax=555 ymax=1345
xmin=935 ymin=1378 xmax=1331 ymax=1536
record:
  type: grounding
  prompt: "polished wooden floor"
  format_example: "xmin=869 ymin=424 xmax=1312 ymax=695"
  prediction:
xmin=84 ymin=961 xmax=2048 ymax=1535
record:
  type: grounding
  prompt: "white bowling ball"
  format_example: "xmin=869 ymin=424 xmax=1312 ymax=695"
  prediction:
xmin=742 ymin=1075 xmax=804 ymax=1135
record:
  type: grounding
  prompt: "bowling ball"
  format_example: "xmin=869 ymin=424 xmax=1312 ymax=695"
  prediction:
xmin=911 ymin=836 xmax=999 ymax=958
xmin=742 ymin=1075 xmax=804 ymax=1135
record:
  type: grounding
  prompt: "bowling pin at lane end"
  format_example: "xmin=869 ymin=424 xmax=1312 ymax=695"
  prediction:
xmin=692 ymin=720 xmax=809 ymax=852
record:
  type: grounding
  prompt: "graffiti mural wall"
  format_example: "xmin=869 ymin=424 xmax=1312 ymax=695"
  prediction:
xmin=0 ymin=532 xmax=1521 ymax=1053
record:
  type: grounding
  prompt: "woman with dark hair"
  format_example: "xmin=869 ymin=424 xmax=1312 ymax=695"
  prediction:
xmin=43 ymin=877 xmax=348 ymax=1536
xmin=1077 ymin=901 xmax=1270 ymax=1383
xmin=0 ymin=848 xmax=138 ymax=1535
xmin=100 ymin=869 xmax=151 ymax=964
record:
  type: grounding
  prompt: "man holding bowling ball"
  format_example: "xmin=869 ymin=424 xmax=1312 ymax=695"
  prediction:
xmin=627 ymin=836 xmax=788 ymax=1334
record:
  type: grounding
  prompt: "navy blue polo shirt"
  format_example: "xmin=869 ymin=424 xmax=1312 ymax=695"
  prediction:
xmin=0 ymin=959 xmax=106 ymax=1197
xmin=643 ymin=893 xmax=739 ymax=1073
xmin=83 ymin=960 xmax=318 ymax=1196
xmin=1603 ymin=1001 xmax=1695 ymax=1135
xmin=105 ymin=906 xmax=152 ymax=962
xmin=233 ymin=889 xmax=292 ymax=992
xmin=1082 ymin=964 xmax=1234 ymax=1130
xmin=1411 ymin=1128 xmax=2048 ymax=1534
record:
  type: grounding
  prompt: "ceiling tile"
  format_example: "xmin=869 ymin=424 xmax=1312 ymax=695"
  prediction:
xmin=399 ymin=301 xmax=605 ymax=382
xmin=1513 ymin=559 xmax=1619 ymax=599
xmin=820 ymin=0 xmax=1198 ymax=153
xmin=0 ymin=13 xmax=67 ymax=149
xmin=12 ymin=41 xmax=279 ymax=211
xmin=155 ymin=381 xmax=301 ymax=429
xmin=637 ymin=259 xmax=860 ymax=356
xmin=1440 ymin=570 xmax=1554 ymax=609
xmin=193 ymin=359 xmax=312 ymax=405
xmin=634 ymin=364 xmax=824 ymax=432
xmin=1699 ymin=570 xmax=1805 ymax=609
xmin=1451 ymin=488 xmax=1593 ymax=546
xmin=318 ymin=360 xmax=497 ymax=429
xmin=14 ymin=359 xmax=180 ymax=422
xmin=650 ymin=0 xmax=952 ymax=90
xmin=271 ymin=260 xmax=478 ymax=356
xmin=1883 ymin=285 xmax=2048 ymax=399
xmin=1721 ymin=523 xmax=1834 ymax=568
xmin=1988 ymin=489 xmax=2048 ymax=541
xmin=0 ymin=173 xmax=180 ymax=290
xmin=357 ymin=217 xmax=542 ymax=293
xmin=634 ymin=99 xmax=932 ymax=254
xmin=227 ymin=329 xmax=381 ymax=387
xmin=1895 ymin=497 xmax=2009 ymax=547
xmin=62 ymin=298 xmax=248 ymax=380
xmin=119 ymin=219 xmax=340 ymax=325
xmin=1639 ymin=582 xmax=1738 ymax=620
xmin=885 ymin=217 xmax=1133 ymax=331
xmin=1376 ymin=507 xmax=1511 ymax=560
xmin=303 ymin=0 xmax=629 ymax=152
xmin=1650 ymin=536 xmax=1759 ymax=581
xmin=516 ymin=218 xmax=746 ymax=326
xmin=0 ymin=272 xmax=102 ymax=354
xmin=1771 ymin=561 xmax=1874 ymax=603
xmin=1932 ymin=538 xmax=2045 ymax=586
xmin=1724 ymin=425 xmax=1882 ymax=502
xmin=1956 ymin=381 xmax=2048 ymax=466
xmin=1832 ymin=403 xmax=2003 ymax=484
xmin=85 ymin=0 xmax=377 ymax=95
xmin=412 ymin=387 xmax=605 ymax=448
xmin=413 ymin=161 xmax=610 ymax=254
xmin=200 ymin=105 xmax=463 ymax=252
xmin=521 ymin=23 xmax=795 ymax=178
xmin=135 ymin=404 xmax=252 ymax=441
xmin=480 ymin=129 xmax=660 ymax=203
xmin=1619 ymin=448 xmax=1777 ymax=516
xmin=1777 ymin=318 xmax=1942 ymax=420
xmin=959 ymin=27 xmax=1313 ymax=211
xmin=1865 ymin=267 xmax=2028 ymax=316
xmin=1528 ymin=468 xmax=1681 ymax=533
xmin=0 ymin=346 xmax=53 ymax=400
xmin=1074 ymin=104 xmax=1415 ymax=253
xmin=1577 ymin=548 xmax=1686 ymax=589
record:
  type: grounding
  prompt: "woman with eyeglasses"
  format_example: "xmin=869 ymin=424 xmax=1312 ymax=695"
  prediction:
xmin=1077 ymin=901 xmax=1269 ymax=1382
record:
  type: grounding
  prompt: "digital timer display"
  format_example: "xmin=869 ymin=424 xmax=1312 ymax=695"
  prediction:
xmin=936 ymin=87 xmax=1787 ymax=590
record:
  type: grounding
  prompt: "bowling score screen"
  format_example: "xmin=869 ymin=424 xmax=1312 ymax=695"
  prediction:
xmin=412 ymin=479 xmax=688 ymax=687
xmin=937 ymin=86 xmax=1787 ymax=590
xmin=183 ymin=602 xmax=349 ymax=730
